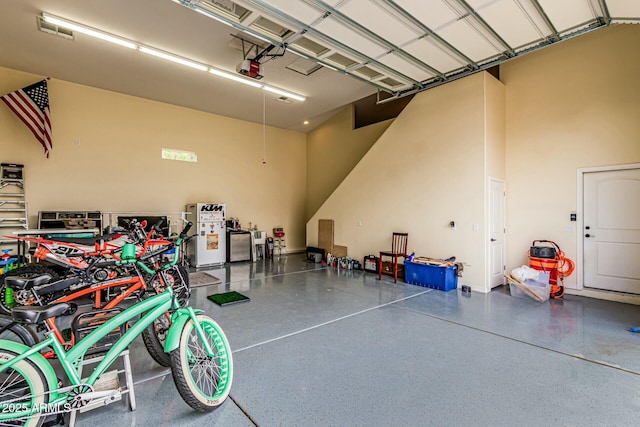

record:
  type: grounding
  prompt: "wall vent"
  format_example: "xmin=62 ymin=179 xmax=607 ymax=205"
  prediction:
xmin=36 ymin=16 xmax=74 ymax=39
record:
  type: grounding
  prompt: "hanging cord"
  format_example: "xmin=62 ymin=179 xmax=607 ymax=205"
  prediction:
xmin=262 ymin=91 xmax=267 ymax=165
xmin=556 ymin=249 xmax=576 ymax=280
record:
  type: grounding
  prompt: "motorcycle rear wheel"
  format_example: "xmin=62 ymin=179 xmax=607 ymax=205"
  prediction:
xmin=0 ymin=266 xmax=60 ymax=315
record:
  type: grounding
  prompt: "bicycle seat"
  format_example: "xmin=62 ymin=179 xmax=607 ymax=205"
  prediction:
xmin=5 ymin=274 xmax=53 ymax=290
xmin=11 ymin=302 xmax=71 ymax=324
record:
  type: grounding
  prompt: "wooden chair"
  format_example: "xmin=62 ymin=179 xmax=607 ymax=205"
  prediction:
xmin=379 ymin=232 xmax=409 ymax=283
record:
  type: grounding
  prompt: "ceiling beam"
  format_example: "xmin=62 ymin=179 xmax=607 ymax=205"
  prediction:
xmin=381 ymin=0 xmax=478 ymax=71
xmin=305 ymin=0 xmax=445 ymax=80
xmin=175 ymin=0 xmax=399 ymax=94
xmin=380 ymin=17 xmax=608 ymax=104
xmin=527 ymin=0 xmax=560 ymax=42
xmin=450 ymin=0 xmax=516 ymax=58
xmin=241 ymin=0 xmax=423 ymax=88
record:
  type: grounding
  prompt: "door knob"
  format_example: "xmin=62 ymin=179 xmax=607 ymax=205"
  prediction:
xmin=490 ymin=238 xmax=496 ymax=242
xmin=585 ymin=234 xmax=595 ymax=238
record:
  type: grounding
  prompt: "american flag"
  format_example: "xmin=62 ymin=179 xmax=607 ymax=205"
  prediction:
xmin=1 ymin=80 xmax=53 ymax=158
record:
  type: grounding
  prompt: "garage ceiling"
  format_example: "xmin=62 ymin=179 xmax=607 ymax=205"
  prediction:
xmin=0 ymin=0 xmax=638 ymax=132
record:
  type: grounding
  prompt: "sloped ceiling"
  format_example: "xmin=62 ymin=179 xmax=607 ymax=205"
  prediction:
xmin=0 ymin=0 xmax=638 ymax=132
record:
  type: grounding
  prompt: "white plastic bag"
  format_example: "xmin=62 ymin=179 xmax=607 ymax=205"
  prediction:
xmin=511 ymin=265 xmax=540 ymax=282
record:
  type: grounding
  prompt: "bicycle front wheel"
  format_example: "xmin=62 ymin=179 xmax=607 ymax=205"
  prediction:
xmin=170 ymin=315 xmax=233 ymax=412
xmin=141 ymin=314 xmax=172 ymax=367
xmin=0 ymin=349 xmax=50 ymax=426
xmin=141 ymin=266 xmax=190 ymax=367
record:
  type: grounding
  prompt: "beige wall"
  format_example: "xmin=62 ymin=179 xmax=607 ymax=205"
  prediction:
xmin=484 ymin=73 xmax=507 ymax=287
xmin=0 ymin=67 xmax=307 ymax=251
xmin=485 ymin=73 xmax=506 ymax=181
xmin=307 ymin=72 xmax=503 ymax=290
xmin=502 ymin=24 xmax=640 ymax=298
xmin=306 ymin=105 xmax=392 ymax=219
xmin=307 ymin=24 xmax=640 ymax=298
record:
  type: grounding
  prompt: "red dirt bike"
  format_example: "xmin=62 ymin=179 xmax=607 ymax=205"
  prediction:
xmin=0 ymin=219 xmax=186 ymax=314
xmin=0 ymin=221 xmax=192 ymax=367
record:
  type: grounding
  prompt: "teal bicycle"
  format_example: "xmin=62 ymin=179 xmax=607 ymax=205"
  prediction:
xmin=0 ymin=223 xmax=233 ymax=426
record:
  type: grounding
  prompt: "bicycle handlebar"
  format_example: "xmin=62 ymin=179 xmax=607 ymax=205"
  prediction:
xmin=119 ymin=221 xmax=193 ymax=275
xmin=179 ymin=222 xmax=193 ymax=239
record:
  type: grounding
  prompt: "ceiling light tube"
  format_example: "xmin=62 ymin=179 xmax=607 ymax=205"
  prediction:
xmin=209 ymin=68 xmax=263 ymax=88
xmin=40 ymin=11 xmax=306 ymax=101
xmin=41 ymin=13 xmax=137 ymax=49
xmin=139 ymin=46 xmax=208 ymax=71
xmin=263 ymin=85 xmax=306 ymax=102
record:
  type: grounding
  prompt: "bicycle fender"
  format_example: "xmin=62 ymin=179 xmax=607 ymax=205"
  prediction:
xmin=164 ymin=309 xmax=205 ymax=353
xmin=0 ymin=340 xmax=59 ymax=396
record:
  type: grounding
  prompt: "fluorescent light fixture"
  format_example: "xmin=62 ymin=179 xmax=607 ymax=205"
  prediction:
xmin=263 ymin=85 xmax=306 ymax=102
xmin=42 ymin=13 xmax=137 ymax=49
xmin=209 ymin=68 xmax=263 ymax=88
xmin=139 ymin=47 xmax=208 ymax=71
xmin=40 ymin=11 xmax=306 ymax=101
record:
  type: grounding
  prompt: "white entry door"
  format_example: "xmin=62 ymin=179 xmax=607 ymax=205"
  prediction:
xmin=489 ymin=178 xmax=506 ymax=288
xmin=583 ymin=168 xmax=640 ymax=293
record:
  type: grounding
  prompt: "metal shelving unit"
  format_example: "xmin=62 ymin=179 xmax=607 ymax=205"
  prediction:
xmin=0 ymin=163 xmax=28 ymax=259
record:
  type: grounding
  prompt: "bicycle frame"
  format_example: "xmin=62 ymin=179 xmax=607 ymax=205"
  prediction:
xmin=6 ymin=240 xmax=184 ymax=351
xmin=3 ymin=220 xmax=175 ymax=272
xmin=0 ymin=286 xmax=214 ymax=422
xmin=43 ymin=274 xmax=147 ymax=348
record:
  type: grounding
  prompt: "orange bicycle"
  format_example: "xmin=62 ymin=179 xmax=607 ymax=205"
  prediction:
xmin=0 ymin=222 xmax=191 ymax=367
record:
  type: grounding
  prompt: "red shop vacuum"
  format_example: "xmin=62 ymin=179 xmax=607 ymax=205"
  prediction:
xmin=528 ymin=240 xmax=575 ymax=299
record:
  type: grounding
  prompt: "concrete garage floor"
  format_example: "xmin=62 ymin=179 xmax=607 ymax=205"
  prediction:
xmin=76 ymin=256 xmax=640 ymax=426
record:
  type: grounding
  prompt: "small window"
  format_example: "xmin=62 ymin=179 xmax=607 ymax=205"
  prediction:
xmin=353 ymin=65 xmax=383 ymax=80
xmin=250 ymin=16 xmax=293 ymax=40
xmin=290 ymin=37 xmax=330 ymax=56
xmin=200 ymin=0 xmax=251 ymax=21
xmin=379 ymin=77 xmax=404 ymax=88
xmin=162 ymin=148 xmax=197 ymax=163
xmin=324 ymin=52 xmax=358 ymax=69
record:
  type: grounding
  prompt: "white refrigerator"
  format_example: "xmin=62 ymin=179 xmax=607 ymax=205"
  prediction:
xmin=186 ymin=203 xmax=226 ymax=267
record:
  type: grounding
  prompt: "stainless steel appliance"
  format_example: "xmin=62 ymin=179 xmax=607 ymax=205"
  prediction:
xmin=227 ymin=230 xmax=251 ymax=262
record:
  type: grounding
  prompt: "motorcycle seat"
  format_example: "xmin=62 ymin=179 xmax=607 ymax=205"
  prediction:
xmin=5 ymin=274 xmax=53 ymax=290
xmin=48 ymin=233 xmax=120 ymax=246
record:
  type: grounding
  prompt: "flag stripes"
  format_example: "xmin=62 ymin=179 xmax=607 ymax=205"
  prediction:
xmin=1 ymin=80 xmax=53 ymax=158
